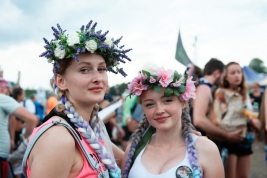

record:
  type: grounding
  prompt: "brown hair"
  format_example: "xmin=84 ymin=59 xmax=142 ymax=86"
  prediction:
xmin=222 ymin=62 xmax=247 ymax=102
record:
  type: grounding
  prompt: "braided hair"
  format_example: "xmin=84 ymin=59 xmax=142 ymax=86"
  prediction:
xmin=122 ymin=103 xmax=203 ymax=178
xmin=52 ymin=79 xmax=120 ymax=177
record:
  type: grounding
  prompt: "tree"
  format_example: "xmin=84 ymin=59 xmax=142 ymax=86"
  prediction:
xmin=249 ymin=58 xmax=267 ymax=74
xmin=109 ymin=83 xmax=128 ymax=96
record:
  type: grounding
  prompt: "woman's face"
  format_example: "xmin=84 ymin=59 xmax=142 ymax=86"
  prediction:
xmin=57 ymin=53 xmax=108 ymax=106
xmin=141 ymin=88 xmax=186 ymax=132
xmin=225 ymin=64 xmax=243 ymax=87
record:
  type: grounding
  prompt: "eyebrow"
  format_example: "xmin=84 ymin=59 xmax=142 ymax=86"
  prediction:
xmin=142 ymin=95 xmax=167 ymax=102
xmin=76 ymin=61 xmax=106 ymax=66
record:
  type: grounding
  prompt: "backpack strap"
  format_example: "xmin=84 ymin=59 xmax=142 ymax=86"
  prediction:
xmin=22 ymin=118 xmax=99 ymax=177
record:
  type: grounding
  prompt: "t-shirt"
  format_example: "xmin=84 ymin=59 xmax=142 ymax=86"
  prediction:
xmin=21 ymin=99 xmax=36 ymax=114
xmin=46 ymin=96 xmax=58 ymax=115
xmin=132 ymin=104 xmax=144 ymax=122
xmin=0 ymin=94 xmax=20 ymax=158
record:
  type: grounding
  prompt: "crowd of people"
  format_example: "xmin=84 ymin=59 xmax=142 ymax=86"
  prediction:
xmin=0 ymin=19 xmax=267 ymax=178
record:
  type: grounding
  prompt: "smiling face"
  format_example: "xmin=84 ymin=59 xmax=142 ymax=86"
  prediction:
xmin=140 ymin=88 xmax=186 ymax=132
xmin=56 ymin=53 xmax=108 ymax=106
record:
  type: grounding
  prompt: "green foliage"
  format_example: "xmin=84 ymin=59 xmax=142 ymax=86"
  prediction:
xmin=164 ymin=87 xmax=174 ymax=97
xmin=249 ymin=58 xmax=267 ymax=74
xmin=109 ymin=83 xmax=128 ymax=96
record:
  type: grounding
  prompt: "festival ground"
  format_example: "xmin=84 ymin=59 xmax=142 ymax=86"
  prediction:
xmin=249 ymin=141 xmax=267 ymax=178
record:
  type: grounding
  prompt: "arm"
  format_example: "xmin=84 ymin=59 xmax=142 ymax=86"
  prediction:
xmin=121 ymin=144 xmax=130 ymax=170
xmin=29 ymin=125 xmax=77 ymax=178
xmin=12 ymin=107 xmax=38 ymax=138
xmin=8 ymin=114 xmax=16 ymax=150
xmin=193 ymin=86 xmax=242 ymax=142
xmin=100 ymin=100 xmax=116 ymax=124
xmin=196 ymin=137 xmax=224 ymax=178
xmin=112 ymin=142 xmax=124 ymax=167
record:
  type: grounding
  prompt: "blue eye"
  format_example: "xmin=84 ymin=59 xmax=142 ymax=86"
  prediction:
xmin=98 ymin=67 xmax=107 ymax=73
xmin=80 ymin=68 xmax=89 ymax=73
xmin=145 ymin=103 xmax=153 ymax=107
xmin=165 ymin=99 xmax=173 ymax=103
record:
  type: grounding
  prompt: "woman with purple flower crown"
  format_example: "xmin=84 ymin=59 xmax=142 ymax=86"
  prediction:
xmin=121 ymin=66 xmax=224 ymax=178
xmin=22 ymin=20 xmax=132 ymax=178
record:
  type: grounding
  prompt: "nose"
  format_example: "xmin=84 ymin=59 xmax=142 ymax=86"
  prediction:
xmin=155 ymin=104 xmax=165 ymax=115
xmin=92 ymin=69 xmax=103 ymax=83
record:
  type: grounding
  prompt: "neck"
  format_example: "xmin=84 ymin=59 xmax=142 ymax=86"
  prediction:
xmin=153 ymin=124 xmax=184 ymax=148
xmin=203 ymin=75 xmax=215 ymax=85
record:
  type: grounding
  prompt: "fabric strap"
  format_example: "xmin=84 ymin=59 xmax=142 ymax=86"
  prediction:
xmin=22 ymin=118 xmax=99 ymax=177
xmin=131 ymin=125 xmax=156 ymax=168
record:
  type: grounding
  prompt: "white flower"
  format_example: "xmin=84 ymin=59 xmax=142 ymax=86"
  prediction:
xmin=67 ymin=33 xmax=80 ymax=46
xmin=54 ymin=47 xmax=65 ymax=59
xmin=142 ymin=63 xmax=159 ymax=75
xmin=85 ymin=40 xmax=98 ymax=53
xmin=104 ymin=36 xmax=113 ymax=48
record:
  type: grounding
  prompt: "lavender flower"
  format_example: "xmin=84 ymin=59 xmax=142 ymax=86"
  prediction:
xmin=80 ymin=25 xmax=84 ymax=31
xmin=72 ymin=55 xmax=79 ymax=62
xmin=57 ymin=24 xmax=63 ymax=33
xmin=118 ymin=68 xmax=127 ymax=77
xmin=107 ymin=67 xmax=118 ymax=74
xmin=113 ymin=36 xmax=122 ymax=45
xmin=119 ymin=45 xmax=125 ymax=49
xmin=60 ymin=45 xmax=65 ymax=50
xmin=81 ymin=47 xmax=86 ymax=53
xmin=43 ymin=38 xmax=50 ymax=45
xmin=76 ymin=47 xmax=81 ymax=55
xmin=51 ymin=26 xmax=60 ymax=34
xmin=91 ymin=22 xmax=97 ymax=30
xmin=86 ymin=20 xmax=93 ymax=29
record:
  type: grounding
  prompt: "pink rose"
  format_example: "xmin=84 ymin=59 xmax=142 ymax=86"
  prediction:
xmin=149 ymin=76 xmax=156 ymax=83
xmin=157 ymin=67 xmax=174 ymax=87
xmin=180 ymin=76 xmax=196 ymax=101
xmin=127 ymin=74 xmax=148 ymax=96
xmin=172 ymin=76 xmax=184 ymax=87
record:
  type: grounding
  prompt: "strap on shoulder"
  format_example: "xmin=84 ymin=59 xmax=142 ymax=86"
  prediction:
xmin=22 ymin=118 xmax=99 ymax=177
xmin=130 ymin=125 xmax=156 ymax=168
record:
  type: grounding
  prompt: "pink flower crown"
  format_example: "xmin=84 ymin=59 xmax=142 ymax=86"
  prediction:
xmin=127 ymin=67 xmax=196 ymax=101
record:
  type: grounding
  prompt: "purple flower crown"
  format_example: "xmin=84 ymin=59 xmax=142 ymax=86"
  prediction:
xmin=127 ymin=67 xmax=196 ymax=101
xmin=40 ymin=20 xmax=132 ymax=77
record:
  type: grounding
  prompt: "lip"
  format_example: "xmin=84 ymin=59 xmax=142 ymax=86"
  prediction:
xmin=154 ymin=116 xmax=169 ymax=122
xmin=89 ymin=87 xmax=103 ymax=92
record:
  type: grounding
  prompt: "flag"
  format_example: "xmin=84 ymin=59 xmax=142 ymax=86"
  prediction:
xmin=175 ymin=31 xmax=192 ymax=66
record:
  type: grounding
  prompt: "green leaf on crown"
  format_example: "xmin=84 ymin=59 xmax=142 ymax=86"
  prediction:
xmin=178 ymin=85 xmax=186 ymax=93
xmin=142 ymin=70 xmax=151 ymax=78
xmin=164 ymin=87 xmax=174 ymax=97
xmin=153 ymin=85 xmax=161 ymax=92
xmin=174 ymin=89 xmax=180 ymax=97
xmin=173 ymin=70 xmax=179 ymax=82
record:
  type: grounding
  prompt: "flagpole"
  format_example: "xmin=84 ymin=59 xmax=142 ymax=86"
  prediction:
xmin=193 ymin=36 xmax=197 ymax=65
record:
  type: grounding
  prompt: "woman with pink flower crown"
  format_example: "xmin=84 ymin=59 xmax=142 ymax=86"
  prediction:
xmin=121 ymin=67 xmax=224 ymax=178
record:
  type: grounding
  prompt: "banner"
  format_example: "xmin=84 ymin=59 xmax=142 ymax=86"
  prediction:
xmin=98 ymin=99 xmax=123 ymax=120
xmin=175 ymin=31 xmax=192 ymax=66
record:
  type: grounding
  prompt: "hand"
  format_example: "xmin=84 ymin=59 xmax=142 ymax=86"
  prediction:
xmin=192 ymin=130 xmax=202 ymax=137
xmin=118 ymin=127 xmax=125 ymax=138
xmin=10 ymin=139 xmax=15 ymax=151
xmin=226 ymin=129 xmax=243 ymax=143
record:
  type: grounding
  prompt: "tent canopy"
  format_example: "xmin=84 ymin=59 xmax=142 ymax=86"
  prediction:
xmin=243 ymin=66 xmax=266 ymax=86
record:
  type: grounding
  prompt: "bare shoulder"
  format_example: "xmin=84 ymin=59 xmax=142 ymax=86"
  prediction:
xmin=194 ymin=136 xmax=219 ymax=154
xmin=29 ymin=119 xmax=78 ymax=177
xmin=121 ymin=144 xmax=131 ymax=170
xmin=194 ymin=137 xmax=224 ymax=178
xmin=196 ymin=85 xmax=211 ymax=95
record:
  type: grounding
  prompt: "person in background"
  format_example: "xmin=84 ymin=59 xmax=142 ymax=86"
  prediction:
xmin=193 ymin=59 xmax=243 ymax=146
xmin=250 ymin=82 xmax=263 ymax=112
xmin=184 ymin=64 xmax=203 ymax=85
xmin=31 ymin=94 xmax=44 ymax=124
xmin=259 ymin=87 xmax=267 ymax=164
xmin=0 ymin=78 xmax=37 ymax=178
xmin=213 ymin=62 xmax=261 ymax=178
xmin=45 ymin=92 xmax=57 ymax=115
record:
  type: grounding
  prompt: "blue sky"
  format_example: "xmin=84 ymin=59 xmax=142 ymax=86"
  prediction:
xmin=0 ymin=0 xmax=266 ymax=90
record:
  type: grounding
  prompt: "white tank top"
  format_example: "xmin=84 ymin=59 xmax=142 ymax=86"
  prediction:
xmin=128 ymin=135 xmax=198 ymax=178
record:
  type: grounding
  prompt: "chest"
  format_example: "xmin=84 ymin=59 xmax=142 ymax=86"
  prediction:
xmin=141 ymin=146 xmax=187 ymax=175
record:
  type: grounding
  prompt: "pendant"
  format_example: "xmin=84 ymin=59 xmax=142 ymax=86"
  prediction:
xmin=175 ymin=166 xmax=193 ymax=178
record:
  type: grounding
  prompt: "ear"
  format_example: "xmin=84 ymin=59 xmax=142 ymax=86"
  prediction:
xmin=181 ymin=101 xmax=187 ymax=109
xmin=55 ymin=74 xmax=68 ymax=91
xmin=213 ymin=69 xmax=220 ymax=78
